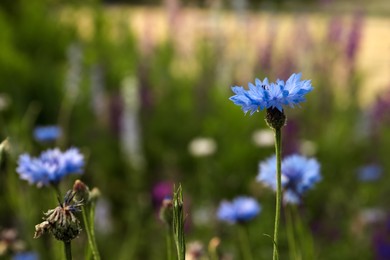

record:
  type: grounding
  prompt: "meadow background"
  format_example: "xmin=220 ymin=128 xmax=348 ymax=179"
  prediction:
xmin=0 ymin=0 xmax=390 ymax=259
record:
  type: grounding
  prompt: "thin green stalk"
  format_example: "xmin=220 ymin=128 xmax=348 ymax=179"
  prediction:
xmin=273 ymin=127 xmax=282 ymax=260
xmin=237 ymin=224 xmax=253 ymax=260
xmin=173 ymin=185 xmax=185 ymax=260
xmin=89 ymin=201 xmax=100 ymax=255
xmin=293 ymin=206 xmax=314 ymax=260
xmin=81 ymin=205 xmax=101 ymax=260
xmin=52 ymin=184 xmax=62 ymax=199
xmin=64 ymin=241 xmax=72 ymax=260
xmin=166 ymin=227 xmax=173 ymax=260
xmin=286 ymin=206 xmax=300 ymax=260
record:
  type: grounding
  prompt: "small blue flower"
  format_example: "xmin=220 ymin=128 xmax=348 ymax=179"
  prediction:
xmin=257 ymin=154 xmax=321 ymax=204
xmin=16 ymin=148 xmax=84 ymax=187
xmin=33 ymin=125 xmax=62 ymax=142
xmin=357 ymin=164 xmax=382 ymax=182
xmin=12 ymin=252 xmax=39 ymax=260
xmin=217 ymin=196 xmax=261 ymax=224
xmin=229 ymin=73 xmax=313 ymax=113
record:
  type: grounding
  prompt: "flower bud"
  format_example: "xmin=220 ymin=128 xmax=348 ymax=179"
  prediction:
xmin=159 ymin=197 xmax=173 ymax=227
xmin=265 ymin=107 xmax=286 ymax=130
xmin=89 ymin=187 xmax=101 ymax=202
xmin=72 ymin=180 xmax=90 ymax=202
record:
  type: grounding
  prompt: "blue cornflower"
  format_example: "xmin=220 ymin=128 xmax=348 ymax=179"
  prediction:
xmin=12 ymin=252 xmax=39 ymax=260
xmin=229 ymin=73 xmax=313 ymax=113
xmin=257 ymin=154 xmax=321 ymax=204
xmin=217 ymin=196 xmax=261 ymax=224
xmin=33 ymin=125 xmax=62 ymax=142
xmin=16 ymin=148 xmax=84 ymax=187
xmin=357 ymin=164 xmax=382 ymax=182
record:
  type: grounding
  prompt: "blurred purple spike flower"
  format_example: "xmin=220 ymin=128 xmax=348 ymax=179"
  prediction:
xmin=293 ymin=17 xmax=313 ymax=51
xmin=217 ymin=196 xmax=261 ymax=224
xmin=327 ymin=16 xmax=343 ymax=44
xmin=345 ymin=11 xmax=364 ymax=63
xmin=16 ymin=148 xmax=84 ymax=187
xmin=257 ymin=19 xmax=277 ymax=72
xmin=230 ymin=73 xmax=313 ymax=114
xmin=33 ymin=125 xmax=62 ymax=142
xmin=257 ymin=154 xmax=321 ymax=204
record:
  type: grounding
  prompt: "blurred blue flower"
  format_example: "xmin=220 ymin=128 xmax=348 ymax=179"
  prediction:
xmin=12 ymin=252 xmax=39 ymax=260
xmin=217 ymin=196 xmax=261 ymax=224
xmin=17 ymin=148 xmax=84 ymax=187
xmin=257 ymin=154 xmax=321 ymax=204
xmin=33 ymin=125 xmax=61 ymax=142
xmin=373 ymin=217 xmax=390 ymax=260
xmin=229 ymin=73 xmax=313 ymax=113
xmin=357 ymin=164 xmax=382 ymax=182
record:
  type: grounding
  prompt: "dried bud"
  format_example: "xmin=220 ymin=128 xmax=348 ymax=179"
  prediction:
xmin=89 ymin=187 xmax=101 ymax=202
xmin=159 ymin=197 xmax=173 ymax=226
xmin=34 ymin=191 xmax=83 ymax=242
xmin=208 ymin=237 xmax=221 ymax=258
xmin=265 ymin=107 xmax=286 ymax=130
xmin=186 ymin=241 xmax=204 ymax=260
xmin=208 ymin=237 xmax=220 ymax=252
xmin=72 ymin=180 xmax=90 ymax=202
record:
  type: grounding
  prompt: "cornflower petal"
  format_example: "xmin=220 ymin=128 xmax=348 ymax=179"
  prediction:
xmin=229 ymin=78 xmax=270 ymax=115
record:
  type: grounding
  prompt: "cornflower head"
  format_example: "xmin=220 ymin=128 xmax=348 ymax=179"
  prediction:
xmin=33 ymin=125 xmax=62 ymax=142
xmin=357 ymin=164 xmax=382 ymax=182
xmin=217 ymin=196 xmax=261 ymax=224
xmin=34 ymin=190 xmax=83 ymax=242
xmin=12 ymin=252 xmax=39 ymax=260
xmin=257 ymin=154 xmax=321 ymax=204
xmin=16 ymin=147 xmax=84 ymax=187
xmin=229 ymin=73 xmax=313 ymax=129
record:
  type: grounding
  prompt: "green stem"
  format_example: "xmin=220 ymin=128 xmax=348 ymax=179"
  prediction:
xmin=81 ymin=205 xmax=101 ymax=260
xmin=89 ymin=201 xmax=100 ymax=257
xmin=293 ymin=206 xmax=314 ymax=260
xmin=64 ymin=241 xmax=72 ymax=260
xmin=273 ymin=127 xmax=282 ymax=260
xmin=166 ymin=227 xmax=173 ymax=260
xmin=237 ymin=224 xmax=253 ymax=260
xmin=52 ymin=184 xmax=62 ymax=199
xmin=173 ymin=185 xmax=185 ymax=260
xmin=286 ymin=205 xmax=299 ymax=260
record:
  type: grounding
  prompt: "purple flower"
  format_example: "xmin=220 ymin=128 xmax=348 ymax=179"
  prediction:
xmin=152 ymin=181 xmax=173 ymax=210
xmin=373 ymin=217 xmax=390 ymax=260
xmin=16 ymin=148 xmax=84 ymax=187
xmin=217 ymin=196 xmax=261 ymax=224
